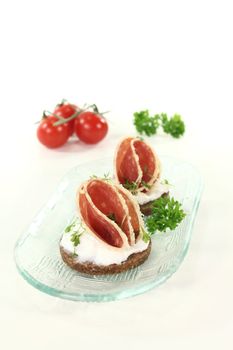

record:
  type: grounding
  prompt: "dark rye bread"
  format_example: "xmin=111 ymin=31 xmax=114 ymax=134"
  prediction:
xmin=139 ymin=192 xmax=169 ymax=216
xmin=60 ymin=240 xmax=151 ymax=275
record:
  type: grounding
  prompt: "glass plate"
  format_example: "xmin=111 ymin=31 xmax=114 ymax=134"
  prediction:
xmin=14 ymin=156 xmax=203 ymax=302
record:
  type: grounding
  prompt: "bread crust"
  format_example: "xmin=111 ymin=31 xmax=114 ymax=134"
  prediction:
xmin=139 ymin=192 xmax=169 ymax=216
xmin=60 ymin=240 xmax=151 ymax=275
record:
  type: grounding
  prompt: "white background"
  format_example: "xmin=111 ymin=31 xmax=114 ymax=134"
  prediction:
xmin=0 ymin=0 xmax=233 ymax=349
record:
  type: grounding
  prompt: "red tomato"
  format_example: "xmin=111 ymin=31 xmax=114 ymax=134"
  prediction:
xmin=54 ymin=103 xmax=78 ymax=136
xmin=74 ymin=111 xmax=108 ymax=144
xmin=37 ymin=116 xmax=69 ymax=148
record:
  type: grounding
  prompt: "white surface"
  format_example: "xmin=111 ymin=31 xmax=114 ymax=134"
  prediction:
xmin=0 ymin=0 xmax=233 ymax=349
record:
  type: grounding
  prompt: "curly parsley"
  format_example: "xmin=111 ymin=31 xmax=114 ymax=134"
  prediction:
xmin=133 ymin=110 xmax=160 ymax=136
xmin=160 ymin=113 xmax=185 ymax=138
xmin=146 ymin=196 xmax=186 ymax=234
xmin=133 ymin=110 xmax=185 ymax=138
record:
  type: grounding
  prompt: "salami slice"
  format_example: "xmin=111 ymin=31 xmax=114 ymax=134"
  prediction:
xmin=86 ymin=180 xmax=134 ymax=245
xmin=116 ymin=185 xmax=144 ymax=241
xmin=115 ymin=137 xmax=142 ymax=185
xmin=77 ymin=179 xmax=145 ymax=248
xmin=114 ymin=137 xmax=160 ymax=193
xmin=133 ymin=139 xmax=160 ymax=189
xmin=79 ymin=189 xmax=126 ymax=248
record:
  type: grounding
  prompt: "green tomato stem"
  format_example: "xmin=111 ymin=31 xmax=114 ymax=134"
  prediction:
xmin=44 ymin=110 xmax=66 ymax=122
xmin=53 ymin=110 xmax=82 ymax=126
xmin=52 ymin=104 xmax=106 ymax=127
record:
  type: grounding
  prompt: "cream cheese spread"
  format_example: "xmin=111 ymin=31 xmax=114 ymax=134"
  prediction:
xmin=60 ymin=219 xmax=149 ymax=266
xmin=135 ymin=181 xmax=170 ymax=205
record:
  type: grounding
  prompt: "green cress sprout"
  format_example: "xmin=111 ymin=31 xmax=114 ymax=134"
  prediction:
xmin=65 ymin=220 xmax=85 ymax=257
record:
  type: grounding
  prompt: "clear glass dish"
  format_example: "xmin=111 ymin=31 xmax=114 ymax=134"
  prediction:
xmin=14 ymin=156 xmax=203 ymax=302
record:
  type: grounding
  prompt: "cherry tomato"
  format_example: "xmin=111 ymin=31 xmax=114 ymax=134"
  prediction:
xmin=54 ymin=102 xmax=78 ymax=136
xmin=74 ymin=111 xmax=108 ymax=144
xmin=37 ymin=116 xmax=69 ymax=148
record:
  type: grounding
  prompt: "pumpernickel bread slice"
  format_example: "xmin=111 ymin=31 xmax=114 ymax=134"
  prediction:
xmin=139 ymin=192 xmax=169 ymax=216
xmin=60 ymin=240 xmax=151 ymax=275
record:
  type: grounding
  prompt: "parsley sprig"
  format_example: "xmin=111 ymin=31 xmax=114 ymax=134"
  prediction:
xmin=134 ymin=110 xmax=160 ymax=136
xmin=134 ymin=110 xmax=185 ymax=138
xmin=146 ymin=196 xmax=186 ymax=234
xmin=160 ymin=113 xmax=185 ymax=138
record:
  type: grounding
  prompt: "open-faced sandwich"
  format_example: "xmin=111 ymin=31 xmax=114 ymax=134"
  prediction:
xmin=60 ymin=178 xmax=151 ymax=275
xmin=114 ymin=137 xmax=169 ymax=215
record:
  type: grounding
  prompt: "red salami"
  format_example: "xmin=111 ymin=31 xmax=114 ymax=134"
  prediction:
xmin=117 ymin=186 xmax=142 ymax=240
xmin=78 ymin=179 xmax=144 ymax=248
xmin=79 ymin=189 xmax=124 ymax=247
xmin=86 ymin=180 xmax=134 ymax=245
xmin=115 ymin=137 xmax=160 ymax=193
xmin=115 ymin=137 xmax=142 ymax=185
xmin=133 ymin=139 xmax=159 ymax=187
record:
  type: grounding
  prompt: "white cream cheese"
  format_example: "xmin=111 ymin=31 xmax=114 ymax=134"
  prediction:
xmin=135 ymin=181 xmax=170 ymax=205
xmin=60 ymin=218 xmax=149 ymax=266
